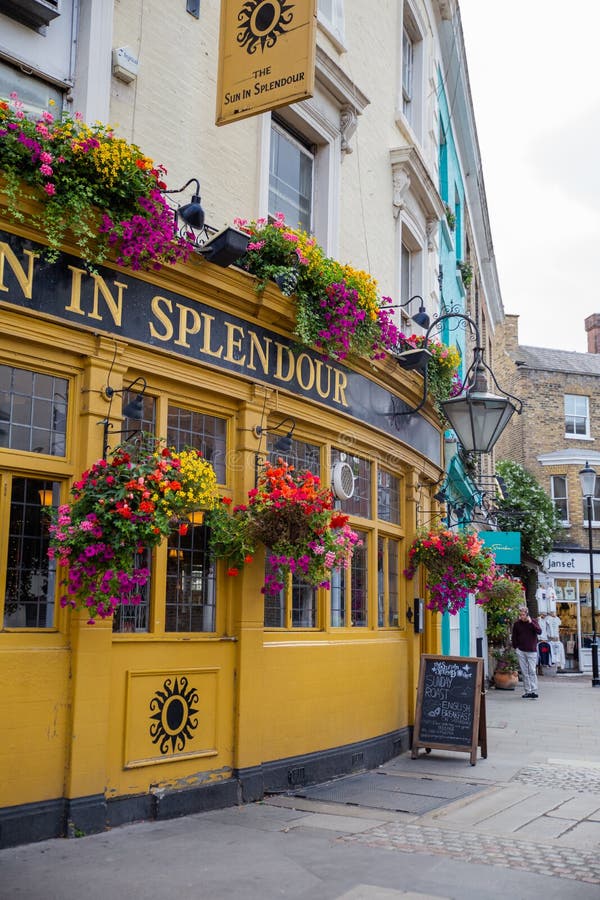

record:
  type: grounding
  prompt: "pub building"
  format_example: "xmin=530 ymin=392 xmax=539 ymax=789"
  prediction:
xmin=0 ymin=219 xmax=444 ymax=845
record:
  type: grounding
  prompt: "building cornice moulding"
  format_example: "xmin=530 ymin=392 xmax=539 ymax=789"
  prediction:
xmin=390 ymin=146 xmax=445 ymax=223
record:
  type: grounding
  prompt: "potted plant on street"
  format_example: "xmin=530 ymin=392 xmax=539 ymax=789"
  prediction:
xmin=477 ymin=573 xmax=524 ymax=689
xmin=491 ymin=647 xmax=520 ymax=690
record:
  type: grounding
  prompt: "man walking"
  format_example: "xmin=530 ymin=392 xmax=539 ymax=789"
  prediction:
xmin=512 ymin=605 xmax=542 ymax=698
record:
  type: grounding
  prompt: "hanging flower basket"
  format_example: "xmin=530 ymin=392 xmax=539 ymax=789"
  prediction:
xmin=404 ymin=526 xmax=496 ymax=615
xmin=47 ymin=436 xmax=218 ymax=623
xmin=207 ymin=458 xmax=361 ymax=594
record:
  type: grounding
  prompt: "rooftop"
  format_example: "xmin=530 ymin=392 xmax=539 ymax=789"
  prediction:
xmin=512 ymin=345 xmax=600 ymax=375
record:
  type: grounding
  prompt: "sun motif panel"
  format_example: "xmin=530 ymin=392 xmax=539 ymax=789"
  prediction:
xmin=123 ymin=668 xmax=219 ymax=768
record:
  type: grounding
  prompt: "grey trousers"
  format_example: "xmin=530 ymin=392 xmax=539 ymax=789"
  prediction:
xmin=516 ymin=648 xmax=538 ymax=693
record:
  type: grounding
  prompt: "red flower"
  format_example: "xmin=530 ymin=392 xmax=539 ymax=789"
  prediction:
xmin=244 ymin=555 xmax=254 ymax=564
xmin=178 ymin=523 xmax=189 ymax=536
xmin=222 ymin=496 xmax=233 ymax=505
xmin=226 ymin=567 xmax=239 ymax=577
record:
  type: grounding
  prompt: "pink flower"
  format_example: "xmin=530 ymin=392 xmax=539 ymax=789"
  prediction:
xmin=43 ymin=183 xmax=56 ymax=196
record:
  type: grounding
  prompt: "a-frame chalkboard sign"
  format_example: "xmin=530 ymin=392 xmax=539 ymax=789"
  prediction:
xmin=411 ymin=655 xmax=487 ymax=766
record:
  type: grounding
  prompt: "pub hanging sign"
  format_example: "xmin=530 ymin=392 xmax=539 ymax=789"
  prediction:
xmin=216 ymin=0 xmax=317 ymax=126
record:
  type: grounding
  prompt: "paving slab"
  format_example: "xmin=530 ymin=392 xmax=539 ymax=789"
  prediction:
xmin=293 ymin=772 xmax=487 ymax=815
xmin=514 ymin=814 xmax=575 ymax=840
xmin=547 ymin=795 xmax=600 ymax=819
xmin=287 ymin=812 xmax=388 ymax=833
xmin=555 ymin=819 xmax=600 ymax=848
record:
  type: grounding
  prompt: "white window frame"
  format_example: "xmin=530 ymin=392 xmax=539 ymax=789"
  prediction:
xmin=564 ymin=394 xmax=591 ymax=439
xmin=269 ymin=120 xmax=315 ymax=233
xmin=550 ymin=475 xmax=569 ymax=525
xmin=583 ymin=487 xmax=600 ymax=526
xmin=397 ymin=225 xmax=424 ymax=332
xmin=317 ymin=0 xmax=345 ymax=50
xmin=259 ymin=105 xmax=339 ymax=254
xmin=398 ymin=1 xmax=425 ymax=141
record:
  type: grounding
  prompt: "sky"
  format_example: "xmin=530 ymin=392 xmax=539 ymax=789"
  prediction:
xmin=458 ymin=0 xmax=600 ymax=352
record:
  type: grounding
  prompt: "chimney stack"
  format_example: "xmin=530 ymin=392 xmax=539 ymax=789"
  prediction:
xmin=585 ymin=314 xmax=600 ymax=354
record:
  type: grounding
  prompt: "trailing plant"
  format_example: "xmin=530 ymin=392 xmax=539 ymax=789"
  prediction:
xmin=404 ymin=526 xmax=496 ymax=615
xmin=233 ymin=213 xmax=399 ymax=362
xmin=444 ymin=203 xmax=456 ymax=231
xmin=0 ymin=93 xmax=191 ymax=270
xmin=457 ymin=260 xmax=473 ymax=289
xmin=47 ymin=436 xmax=218 ymax=623
xmin=476 ymin=573 xmax=525 ymax=646
xmin=206 ymin=458 xmax=361 ymax=595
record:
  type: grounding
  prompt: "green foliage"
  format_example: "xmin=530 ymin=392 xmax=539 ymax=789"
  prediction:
xmin=477 ymin=575 xmax=524 ymax=646
xmin=495 ymin=460 xmax=561 ymax=562
xmin=456 ymin=260 xmax=473 ymax=288
xmin=444 ymin=204 xmax=456 ymax=231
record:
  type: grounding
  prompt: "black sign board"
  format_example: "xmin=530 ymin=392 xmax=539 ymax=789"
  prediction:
xmin=0 ymin=230 xmax=441 ymax=464
xmin=411 ymin=655 xmax=487 ymax=766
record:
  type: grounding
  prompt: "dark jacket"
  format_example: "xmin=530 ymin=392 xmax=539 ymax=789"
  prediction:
xmin=512 ymin=618 xmax=542 ymax=652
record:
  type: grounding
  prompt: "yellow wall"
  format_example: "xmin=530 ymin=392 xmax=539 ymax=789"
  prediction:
xmin=0 ymin=226 xmax=442 ymax=824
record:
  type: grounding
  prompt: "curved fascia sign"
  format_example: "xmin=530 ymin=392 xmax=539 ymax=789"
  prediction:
xmin=0 ymin=231 xmax=441 ymax=465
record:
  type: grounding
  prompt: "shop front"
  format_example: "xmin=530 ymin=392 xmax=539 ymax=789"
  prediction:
xmin=0 ymin=222 xmax=444 ymax=846
xmin=542 ymin=552 xmax=600 ymax=673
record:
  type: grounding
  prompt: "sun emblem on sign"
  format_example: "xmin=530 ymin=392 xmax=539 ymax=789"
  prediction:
xmin=237 ymin=0 xmax=295 ymax=54
xmin=149 ymin=676 xmax=199 ymax=754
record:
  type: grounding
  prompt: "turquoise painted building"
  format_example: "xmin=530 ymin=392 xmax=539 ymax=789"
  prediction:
xmin=437 ymin=70 xmax=479 ymax=658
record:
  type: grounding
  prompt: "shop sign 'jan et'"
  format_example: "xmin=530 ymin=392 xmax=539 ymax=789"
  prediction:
xmin=216 ymin=0 xmax=317 ymax=126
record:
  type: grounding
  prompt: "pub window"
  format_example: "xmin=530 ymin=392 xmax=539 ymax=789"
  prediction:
xmin=377 ymin=536 xmax=400 ymax=627
xmin=263 ymin=435 xmax=321 ymax=629
xmin=111 ymin=393 xmax=157 ymax=634
xmin=377 ymin=469 xmax=401 ymax=524
xmin=112 ymin=550 xmax=151 ymax=634
xmin=331 ymin=449 xmax=371 ymax=518
xmin=167 ymin=405 xmax=227 ymax=483
xmin=3 ymin=477 xmax=60 ymax=628
xmin=161 ymin=406 xmax=227 ymax=632
xmin=165 ymin=524 xmax=216 ymax=633
xmin=330 ymin=530 xmax=368 ymax=627
xmin=0 ymin=365 xmax=68 ymax=456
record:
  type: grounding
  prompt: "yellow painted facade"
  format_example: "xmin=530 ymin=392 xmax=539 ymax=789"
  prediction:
xmin=0 ymin=209 xmax=443 ymax=840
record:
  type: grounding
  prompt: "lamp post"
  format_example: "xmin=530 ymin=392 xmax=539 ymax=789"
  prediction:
xmin=578 ymin=461 xmax=600 ymax=687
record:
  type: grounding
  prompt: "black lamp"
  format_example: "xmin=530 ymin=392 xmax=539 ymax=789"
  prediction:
xmin=255 ymin=416 xmax=296 ymax=453
xmin=396 ymin=311 xmax=522 ymax=454
xmin=578 ymin=461 xmax=600 ymax=687
xmin=101 ymin=377 xmax=148 ymax=458
xmin=163 ymin=178 xmax=205 ymax=229
xmin=381 ymin=295 xmax=430 ymax=330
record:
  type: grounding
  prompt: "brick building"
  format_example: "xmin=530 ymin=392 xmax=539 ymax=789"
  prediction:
xmin=495 ymin=313 xmax=600 ymax=673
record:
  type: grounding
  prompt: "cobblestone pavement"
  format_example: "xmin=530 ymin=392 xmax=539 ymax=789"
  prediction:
xmin=512 ymin=763 xmax=600 ymax=793
xmin=341 ymin=822 xmax=600 ymax=885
